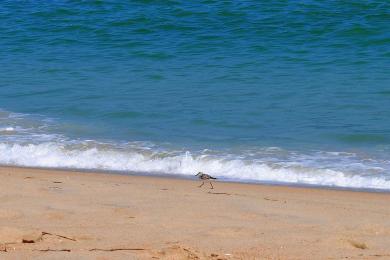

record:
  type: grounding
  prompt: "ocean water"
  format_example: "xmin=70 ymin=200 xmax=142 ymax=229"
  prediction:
xmin=1 ymin=1 xmax=390 ymax=190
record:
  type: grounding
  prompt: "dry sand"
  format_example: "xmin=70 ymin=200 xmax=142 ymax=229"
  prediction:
xmin=0 ymin=166 xmax=390 ymax=259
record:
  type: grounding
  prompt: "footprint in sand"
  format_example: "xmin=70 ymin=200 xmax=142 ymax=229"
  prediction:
xmin=348 ymin=239 xmax=368 ymax=250
xmin=155 ymin=245 xmax=200 ymax=260
xmin=0 ymin=227 xmax=42 ymax=244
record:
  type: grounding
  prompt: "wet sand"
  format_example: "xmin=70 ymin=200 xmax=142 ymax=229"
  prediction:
xmin=1 ymin=166 xmax=390 ymax=259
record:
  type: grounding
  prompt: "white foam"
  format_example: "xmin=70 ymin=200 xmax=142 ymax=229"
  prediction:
xmin=0 ymin=142 xmax=390 ymax=190
xmin=0 ymin=127 xmax=15 ymax=132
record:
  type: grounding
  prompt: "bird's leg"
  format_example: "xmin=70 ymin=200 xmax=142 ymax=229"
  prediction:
xmin=209 ymin=181 xmax=214 ymax=189
xmin=198 ymin=181 xmax=204 ymax=188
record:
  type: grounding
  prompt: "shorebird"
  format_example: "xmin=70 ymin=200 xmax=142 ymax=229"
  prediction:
xmin=196 ymin=172 xmax=217 ymax=189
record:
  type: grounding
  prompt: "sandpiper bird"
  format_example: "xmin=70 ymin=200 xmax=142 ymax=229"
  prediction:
xmin=196 ymin=172 xmax=217 ymax=189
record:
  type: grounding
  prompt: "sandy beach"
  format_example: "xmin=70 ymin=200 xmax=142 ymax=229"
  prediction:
xmin=0 ymin=166 xmax=390 ymax=259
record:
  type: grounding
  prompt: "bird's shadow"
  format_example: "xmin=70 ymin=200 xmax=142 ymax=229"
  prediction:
xmin=207 ymin=191 xmax=231 ymax=195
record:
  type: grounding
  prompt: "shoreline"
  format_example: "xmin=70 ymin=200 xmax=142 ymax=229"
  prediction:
xmin=1 ymin=166 xmax=390 ymax=259
xmin=1 ymin=164 xmax=389 ymax=194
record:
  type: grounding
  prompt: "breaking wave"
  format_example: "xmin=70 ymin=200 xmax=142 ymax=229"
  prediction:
xmin=1 ymin=141 xmax=390 ymax=190
xmin=1 ymin=109 xmax=390 ymax=190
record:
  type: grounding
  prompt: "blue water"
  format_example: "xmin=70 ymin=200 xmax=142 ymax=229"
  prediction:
xmin=1 ymin=1 xmax=390 ymax=189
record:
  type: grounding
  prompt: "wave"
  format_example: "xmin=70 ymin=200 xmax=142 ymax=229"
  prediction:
xmin=0 ymin=127 xmax=16 ymax=132
xmin=1 ymin=141 xmax=390 ymax=190
xmin=1 ymin=109 xmax=390 ymax=190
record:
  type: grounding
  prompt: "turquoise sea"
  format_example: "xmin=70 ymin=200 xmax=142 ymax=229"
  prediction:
xmin=1 ymin=1 xmax=389 ymax=189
